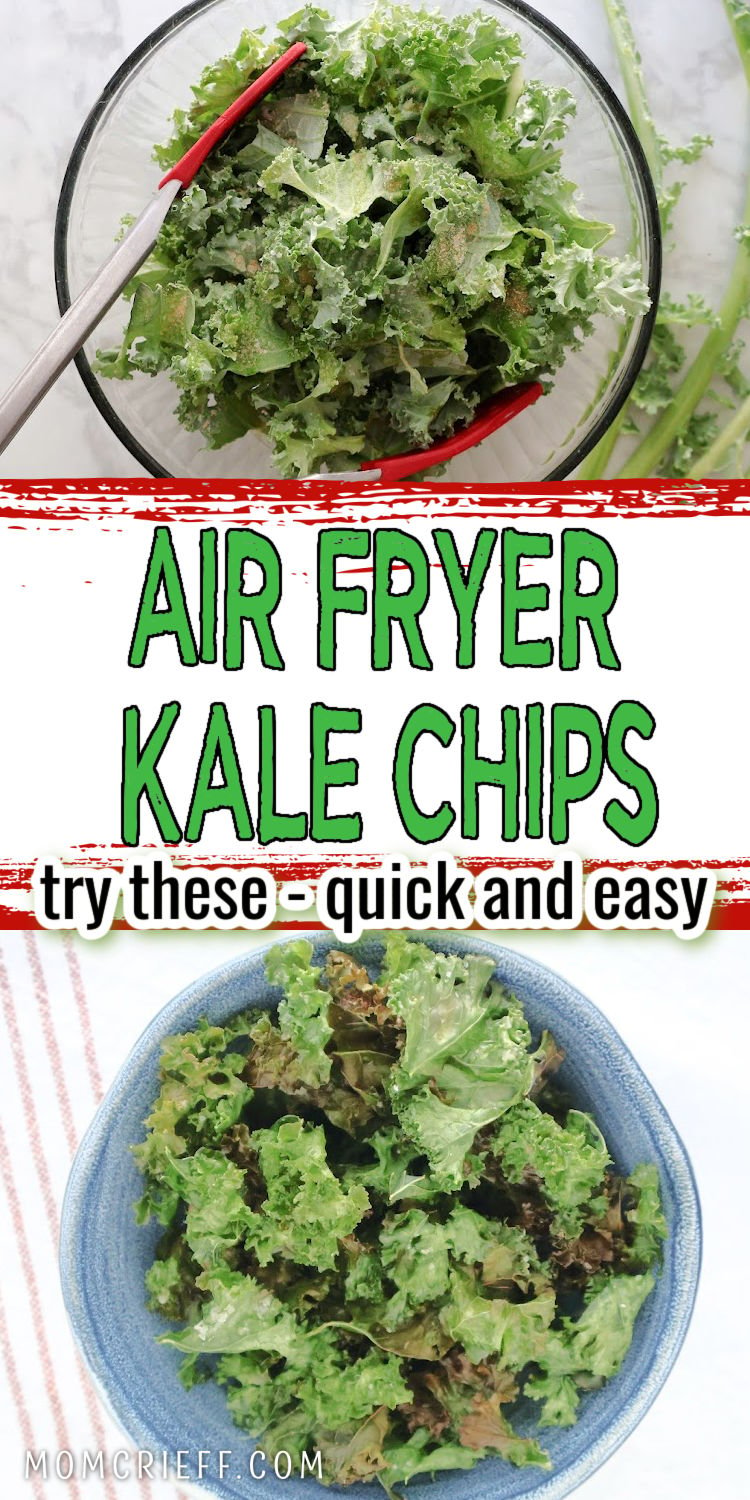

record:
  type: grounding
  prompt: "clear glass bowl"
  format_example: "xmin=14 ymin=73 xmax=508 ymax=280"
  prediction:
xmin=55 ymin=0 xmax=661 ymax=481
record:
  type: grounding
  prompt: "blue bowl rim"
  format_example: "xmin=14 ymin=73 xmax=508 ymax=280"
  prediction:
xmin=60 ymin=934 xmax=701 ymax=1500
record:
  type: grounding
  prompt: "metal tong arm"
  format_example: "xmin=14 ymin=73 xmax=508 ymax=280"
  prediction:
xmin=0 ymin=181 xmax=180 ymax=456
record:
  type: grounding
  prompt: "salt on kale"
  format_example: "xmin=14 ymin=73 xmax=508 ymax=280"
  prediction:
xmin=97 ymin=3 xmax=649 ymax=476
xmin=135 ymin=937 xmax=667 ymax=1489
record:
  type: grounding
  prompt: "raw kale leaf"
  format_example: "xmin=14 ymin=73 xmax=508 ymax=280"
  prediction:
xmin=97 ymin=4 xmax=649 ymax=476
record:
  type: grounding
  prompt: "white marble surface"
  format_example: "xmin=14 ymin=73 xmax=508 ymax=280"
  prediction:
xmin=0 ymin=0 xmax=745 ymax=477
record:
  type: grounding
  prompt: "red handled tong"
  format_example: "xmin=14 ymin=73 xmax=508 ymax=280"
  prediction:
xmin=0 ymin=38 xmax=543 ymax=472
xmin=0 ymin=43 xmax=308 ymax=454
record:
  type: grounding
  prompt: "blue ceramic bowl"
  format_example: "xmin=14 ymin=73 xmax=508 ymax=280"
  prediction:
xmin=60 ymin=936 xmax=700 ymax=1500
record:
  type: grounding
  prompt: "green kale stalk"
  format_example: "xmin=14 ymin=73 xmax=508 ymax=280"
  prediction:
xmin=135 ymin=937 xmax=667 ymax=1490
xmin=688 ymin=382 xmax=750 ymax=477
xmin=582 ymin=0 xmax=750 ymax=481
xmin=577 ymin=0 xmax=682 ymax=481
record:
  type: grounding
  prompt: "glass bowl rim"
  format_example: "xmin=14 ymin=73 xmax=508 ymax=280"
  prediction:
xmin=54 ymin=0 xmax=662 ymax=481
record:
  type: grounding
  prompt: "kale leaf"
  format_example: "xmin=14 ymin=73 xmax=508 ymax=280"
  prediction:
xmin=97 ymin=4 xmax=648 ymax=476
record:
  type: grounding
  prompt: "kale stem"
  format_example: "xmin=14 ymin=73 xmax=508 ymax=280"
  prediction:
xmin=613 ymin=0 xmax=750 ymax=478
xmin=577 ymin=0 xmax=666 ymax=482
xmin=601 ymin=0 xmax=664 ymax=191
xmin=688 ymin=388 xmax=750 ymax=477
xmin=308 ymin=1318 xmax=375 ymax=1341
xmin=590 ymin=0 xmax=750 ymax=481
xmin=576 ymin=409 xmax=626 ymax=480
xmin=617 ymin=186 xmax=750 ymax=477
xmin=726 ymin=0 xmax=750 ymax=89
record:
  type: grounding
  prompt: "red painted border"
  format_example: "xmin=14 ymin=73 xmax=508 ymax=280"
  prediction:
xmin=0 ymin=477 xmax=749 ymax=524
xmin=2 ymin=479 xmax=747 ymax=930
xmin=1 ymin=854 xmax=747 ymax=931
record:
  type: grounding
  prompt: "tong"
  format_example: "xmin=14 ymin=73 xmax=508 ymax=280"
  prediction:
xmin=0 ymin=43 xmax=307 ymax=457
xmin=0 ymin=41 xmax=543 ymax=473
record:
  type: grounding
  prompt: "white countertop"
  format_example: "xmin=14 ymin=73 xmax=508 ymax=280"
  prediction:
xmin=0 ymin=0 xmax=745 ymax=478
